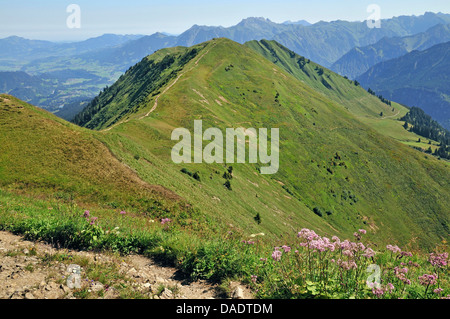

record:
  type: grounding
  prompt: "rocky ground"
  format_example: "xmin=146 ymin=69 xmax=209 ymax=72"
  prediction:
xmin=0 ymin=231 xmax=252 ymax=299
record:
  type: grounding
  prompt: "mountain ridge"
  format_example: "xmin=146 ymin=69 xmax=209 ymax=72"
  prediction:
xmin=332 ymin=23 xmax=450 ymax=79
xmin=72 ymin=38 xmax=449 ymax=248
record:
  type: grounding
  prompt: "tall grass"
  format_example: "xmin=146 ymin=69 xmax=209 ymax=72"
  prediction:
xmin=0 ymin=189 xmax=448 ymax=299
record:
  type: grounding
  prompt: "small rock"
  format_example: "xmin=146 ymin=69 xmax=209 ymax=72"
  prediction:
xmin=61 ymin=285 xmax=71 ymax=293
xmin=231 ymin=287 xmax=244 ymax=299
xmin=142 ymin=283 xmax=151 ymax=289
xmin=10 ymin=292 xmax=22 ymax=299
xmin=24 ymin=292 xmax=35 ymax=299
xmin=23 ymin=248 xmax=29 ymax=255
xmin=45 ymin=282 xmax=59 ymax=291
xmin=127 ymin=267 xmax=137 ymax=275
xmin=160 ymin=288 xmax=173 ymax=299
xmin=90 ymin=282 xmax=104 ymax=293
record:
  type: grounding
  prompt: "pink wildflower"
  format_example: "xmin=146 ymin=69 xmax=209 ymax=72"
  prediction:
xmin=89 ymin=217 xmax=98 ymax=225
xmin=343 ymin=249 xmax=353 ymax=257
xmin=418 ymin=274 xmax=437 ymax=286
xmin=434 ymin=288 xmax=443 ymax=295
xmin=372 ymin=287 xmax=384 ymax=298
xmin=401 ymin=251 xmax=412 ymax=257
xmin=386 ymin=245 xmax=401 ymax=254
xmin=297 ymin=228 xmax=319 ymax=241
xmin=161 ymin=218 xmax=172 ymax=225
xmin=272 ymin=248 xmax=282 ymax=262
xmin=363 ymin=248 xmax=375 ymax=258
xmin=386 ymin=283 xmax=395 ymax=293
xmin=281 ymin=245 xmax=291 ymax=253
xmin=429 ymin=252 xmax=448 ymax=268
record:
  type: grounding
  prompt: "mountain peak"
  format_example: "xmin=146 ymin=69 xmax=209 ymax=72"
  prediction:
xmin=238 ymin=17 xmax=274 ymax=26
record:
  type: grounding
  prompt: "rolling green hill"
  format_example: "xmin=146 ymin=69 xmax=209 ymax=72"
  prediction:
xmin=0 ymin=94 xmax=184 ymax=212
xmin=72 ymin=38 xmax=449 ymax=248
xmin=244 ymin=39 xmax=446 ymax=153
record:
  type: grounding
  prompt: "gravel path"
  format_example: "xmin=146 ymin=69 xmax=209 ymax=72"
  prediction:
xmin=0 ymin=231 xmax=251 ymax=299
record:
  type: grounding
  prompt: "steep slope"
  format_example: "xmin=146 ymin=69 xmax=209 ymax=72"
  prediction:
xmin=73 ymin=45 xmax=205 ymax=129
xmin=357 ymin=41 xmax=450 ymax=130
xmin=245 ymin=40 xmax=405 ymax=118
xmin=244 ymin=40 xmax=449 ymax=153
xmin=332 ymin=23 xmax=450 ymax=79
xmin=75 ymin=38 xmax=449 ymax=248
xmin=0 ymin=94 xmax=182 ymax=210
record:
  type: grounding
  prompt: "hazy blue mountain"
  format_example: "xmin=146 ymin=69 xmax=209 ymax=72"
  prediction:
xmin=272 ymin=12 xmax=450 ymax=67
xmin=2 ymin=12 xmax=450 ymax=118
xmin=0 ymin=36 xmax=55 ymax=59
xmin=357 ymin=41 xmax=450 ymax=130
xmin=282 ymin=20 xmax=311 ymax=26
xmin=19 ymin=12 xmax=450 ymax=75
xmin=0 ymin=34 xmax=144 ymax=71
xmin=332 ymin=23 xmax=450 ymax=78
xmin=0 ymin=71 xmax=54 ymax=105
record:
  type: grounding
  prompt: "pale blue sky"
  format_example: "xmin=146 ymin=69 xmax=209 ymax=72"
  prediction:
xmin=1 ymin=0 xmax=449 ymax=41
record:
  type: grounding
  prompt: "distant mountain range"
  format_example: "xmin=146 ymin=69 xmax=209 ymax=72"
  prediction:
xmin=332 ymin=23 xmax=450 ymax=79
xmin=357 ymin=41 xmax=450 ymax=130
xmin=0 ymin=34 xmax=143 ymax=63
xmin=1 ymin=12 xmax=450 ymax=124
xmin=2 ymin=12 xmax=450 ymax=72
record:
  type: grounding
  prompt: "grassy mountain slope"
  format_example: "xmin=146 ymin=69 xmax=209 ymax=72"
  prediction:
xmin=74 ymin=38 xmax=449 ymax=248
xmin=0 ymin=94 xmax=184 ymax=213
xmin=244 ymin=39 xmax=442 ymax=151
xmin=357 ymin=41 xmax=450 ymax=130
xmin=332 ymin=23 xmax=450 ymax=79
xmin=244 ymin=40 xmax=404 ymax=118
xmin=73 ymin=45 xmax=205 ymax=130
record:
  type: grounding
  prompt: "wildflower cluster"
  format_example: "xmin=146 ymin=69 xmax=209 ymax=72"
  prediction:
xmin=249 ymin=227 xmax=449 ymax=299
xmin=82 ymin=210 xmax=99 ymax=226
xmin=161 ymin=218 xmax=172 ymax=225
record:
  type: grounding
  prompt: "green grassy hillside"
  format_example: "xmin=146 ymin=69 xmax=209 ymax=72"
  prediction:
xmin=244 ymin=39 xmax=447 ymax=153
xmin=72 ymin=38 xmax=449 ymax=248
xmin=0 ymin=94 xmax=186 ymax=214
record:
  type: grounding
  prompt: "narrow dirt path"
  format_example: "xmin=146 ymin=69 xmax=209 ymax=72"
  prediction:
xmin=0 ymin=231 xmax=251 ymax=299
xmin=102 ymin=43 xmax=216 ymax=132
xmin=139 ymin=43 xmax=217 ymax=120
xmin=380 ymin=110 xmax=400 ymax=120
